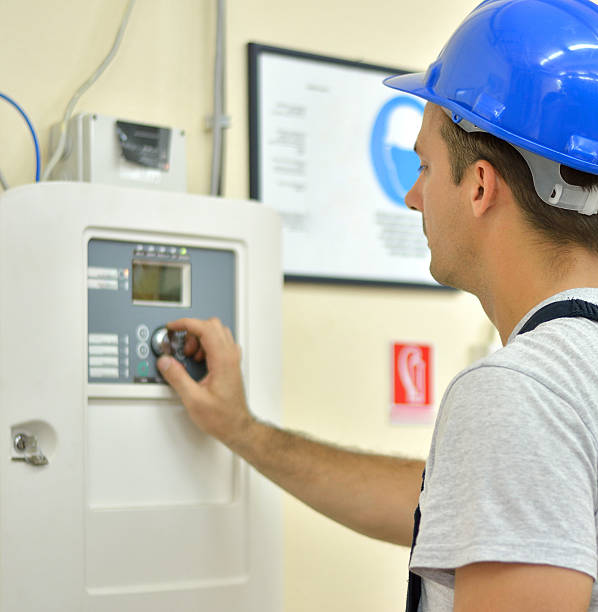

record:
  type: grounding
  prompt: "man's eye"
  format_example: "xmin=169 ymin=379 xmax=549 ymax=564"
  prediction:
xmin=417 ymin=164 xmax=427 ymax=173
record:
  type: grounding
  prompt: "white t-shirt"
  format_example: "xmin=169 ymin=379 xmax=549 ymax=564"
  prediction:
xmin=414 ymin=288 xmax=598 ymax=611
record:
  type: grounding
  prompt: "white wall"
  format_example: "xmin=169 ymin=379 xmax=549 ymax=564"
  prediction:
xmin=1 ymin=1 xmax=490 ymax=610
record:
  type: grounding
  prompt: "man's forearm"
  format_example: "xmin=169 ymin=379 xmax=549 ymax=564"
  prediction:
xmin=229 ymin=418 xmax=425 ymax=547
xmin=156 ymin=318 xmax=425 ymax=548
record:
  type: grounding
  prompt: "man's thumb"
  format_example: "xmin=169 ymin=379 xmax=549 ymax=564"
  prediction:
xmin=157 ymin=356 xmax=197 ymax=404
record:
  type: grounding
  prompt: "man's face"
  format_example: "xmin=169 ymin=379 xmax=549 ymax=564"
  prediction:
xmin=405 ymin=104 xmax=474 ymax=289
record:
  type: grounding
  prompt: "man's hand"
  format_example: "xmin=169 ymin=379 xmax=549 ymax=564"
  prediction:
xmin=156 ymin=317 xmax=254 ymax=447
xmin=157 ymin=316 xmax=424 ymax=546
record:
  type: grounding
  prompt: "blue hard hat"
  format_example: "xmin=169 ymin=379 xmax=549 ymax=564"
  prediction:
xmin=384 ymin=0 xmax=598 ymax=177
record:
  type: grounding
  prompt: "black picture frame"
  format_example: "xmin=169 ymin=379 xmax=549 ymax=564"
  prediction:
xmin=248 ymin=42 xmax=450 ymax=290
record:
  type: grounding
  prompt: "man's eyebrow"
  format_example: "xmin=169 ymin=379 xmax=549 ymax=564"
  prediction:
xmin=414 ymin=140 xmax=420 ymax=154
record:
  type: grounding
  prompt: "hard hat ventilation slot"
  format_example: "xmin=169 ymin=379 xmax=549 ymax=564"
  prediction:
xmin=549 ymin=184 xmax=563 ymax=204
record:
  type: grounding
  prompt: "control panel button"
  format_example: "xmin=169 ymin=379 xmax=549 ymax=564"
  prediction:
xmin=88 ymin=267 xmax=118 ymax=279
xmin=88 ymin=279 xmax=118 ymax=290
xmin=89 ymin=333 xmax=118 ymax=345
xmin=89 ymin=345 xmax=118 ymax=356
xmin=136 ymin=342 xmax=150 ymax=359
xmin=136 ymin=324 xmax=150 ymax=341
xmin=89 ymin=356 xmax=119 ymax=367
xmin=90 ymin=367 xmax=119 ymax=379
xmin=137 ymin=361 xmax=150 ymax=377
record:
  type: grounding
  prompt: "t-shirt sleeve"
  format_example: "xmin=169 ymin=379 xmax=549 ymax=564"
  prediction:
xmin=410 ymin=365 xmax=598 ymax=588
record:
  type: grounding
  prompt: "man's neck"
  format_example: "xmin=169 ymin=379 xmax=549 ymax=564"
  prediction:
xmin=477 ymin=244 xmax=598 ymax=345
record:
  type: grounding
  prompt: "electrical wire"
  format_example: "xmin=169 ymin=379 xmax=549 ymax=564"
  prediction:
xmin=0 ymin=91 xmax=42 ymax=186
xmin=210 ymin=0 xmax=228 ymax=196
xmin=42 ymin=0 xmax=136 ymax=181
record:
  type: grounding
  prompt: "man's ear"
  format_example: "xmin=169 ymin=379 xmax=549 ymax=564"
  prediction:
xmin=469 ymin=160 xmax=499 ymax=218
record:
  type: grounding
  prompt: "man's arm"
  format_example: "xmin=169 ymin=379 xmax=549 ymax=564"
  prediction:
xmin=454 ymin=562 xmax=593 ymax=612
xmin=157 ymin=317 xmax=424 ymax=547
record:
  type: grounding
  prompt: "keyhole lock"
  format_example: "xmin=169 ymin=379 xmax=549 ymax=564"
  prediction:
xmin=12 ymin=432 xmax=49 ymax=467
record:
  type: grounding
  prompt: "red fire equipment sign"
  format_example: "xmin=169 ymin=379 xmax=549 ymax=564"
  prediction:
xmin=391 ymin=342 xmax=434 ymax=423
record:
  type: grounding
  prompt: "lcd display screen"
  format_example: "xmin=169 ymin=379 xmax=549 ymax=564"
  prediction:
xmin=132 ymin=262 xmax=184 ymax=303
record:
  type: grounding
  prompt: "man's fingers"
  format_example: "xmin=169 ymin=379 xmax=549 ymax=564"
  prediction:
xmin=157 ymin=355 xmax=203 ymax=406
xmin=166 ymin=318 xmax=238 ymax=371
xmin=167 ymin=317 xmax=224 ymax=338
xmin=182 ymin=333 xmax=205 ymax=362
xmin=184 ymin=333 xmax=200 ymax=356
xmin=157 ymin=320 xmax=250 ymax=443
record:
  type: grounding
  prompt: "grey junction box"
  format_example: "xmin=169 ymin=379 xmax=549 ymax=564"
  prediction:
xmin=49 ymin=112 xmax=187 ymax=192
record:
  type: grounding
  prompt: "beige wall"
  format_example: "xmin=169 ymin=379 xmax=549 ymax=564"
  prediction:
xmin=2 ymin=1 xmax=490 ymax=610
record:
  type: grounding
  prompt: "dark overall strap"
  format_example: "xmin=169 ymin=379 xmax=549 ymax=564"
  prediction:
xmin=405 ymin=470 xmax=425 ymax=612
xmin=404 ymin=298 xmax=598 ymax=612
xmin=518 ymin=298 xmax=598 ymax=335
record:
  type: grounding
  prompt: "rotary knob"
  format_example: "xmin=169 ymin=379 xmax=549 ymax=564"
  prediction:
xmin=151 ymin=327 xmax=168 ymax=356
xmin=151 ymin=327 xmax=187 ymax=361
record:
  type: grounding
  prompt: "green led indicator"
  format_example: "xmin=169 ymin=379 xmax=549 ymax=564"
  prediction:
xmin=180 ymin=247 xmax=187 ymax=255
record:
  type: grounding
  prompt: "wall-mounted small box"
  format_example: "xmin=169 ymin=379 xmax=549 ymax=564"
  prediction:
xmin=49 ymin=113 xmax=187 ymax=192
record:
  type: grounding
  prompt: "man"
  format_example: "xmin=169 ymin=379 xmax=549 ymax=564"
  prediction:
xmin=157 ymin=0 xmax=598 ymax=609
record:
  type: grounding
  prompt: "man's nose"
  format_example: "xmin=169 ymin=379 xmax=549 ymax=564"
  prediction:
xmin=404 ymin=174 xmax=423 ymax=212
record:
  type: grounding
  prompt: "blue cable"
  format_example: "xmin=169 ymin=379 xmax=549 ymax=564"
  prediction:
xmin=0 ymin=92 xmax=41 ymax=182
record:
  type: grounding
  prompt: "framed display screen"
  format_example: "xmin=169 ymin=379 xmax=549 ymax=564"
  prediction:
xmin=132 ymin=261 xmax=191 ymax=307
xmin=249 ymin=43 xmax=446 ymax=288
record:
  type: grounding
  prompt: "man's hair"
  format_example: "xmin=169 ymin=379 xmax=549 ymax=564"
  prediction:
xmin=439 ymin=113 xmax=598 ymax=253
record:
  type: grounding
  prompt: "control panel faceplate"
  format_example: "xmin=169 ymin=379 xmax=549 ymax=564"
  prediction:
xmin=87 ymin=239 xmax=236 ymax=384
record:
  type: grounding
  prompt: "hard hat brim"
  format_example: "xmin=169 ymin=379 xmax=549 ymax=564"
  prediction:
xmin=383 ymin=71 xmax=598 ymax=176
xmin=383 ymin=72 xmax=429 ymax=100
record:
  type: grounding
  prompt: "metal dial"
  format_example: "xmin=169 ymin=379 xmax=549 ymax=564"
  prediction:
xmin=151 ymin=326 xmax=187 ymax=361
xmin=151 ymin=326 xmax=169 ymax=357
